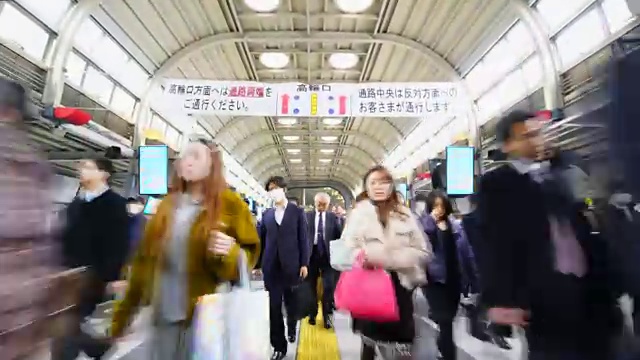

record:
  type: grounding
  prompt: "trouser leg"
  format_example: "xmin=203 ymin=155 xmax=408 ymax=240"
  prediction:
xmin=283 ymin=286 xmax=297 ymax=334
xmin=320 ymin=265 xmax=335 ymax=318
xmin=269 ymin=287 xmax=287 ymax=351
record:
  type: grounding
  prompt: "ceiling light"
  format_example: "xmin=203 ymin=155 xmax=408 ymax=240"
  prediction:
xmin=320 ymin=149 xmax=334 ymax=154
xmin=319 ymin=159 xmax=332 ymax=163
xmin=260 ymin=52 xmax=289 ymax=69
xmin=287 ymin=148 xmax=301 ymax=154
xmin=282 ymin=135 xmax=300 ymax=141
xmin=277 ymin=117 xmax=297 ymax=125
xmin=244 ymin=0 xmax=280 ymax=12
xmin=328 ymin=53 xmax=359 ymax=70
xmin=322 ymin=117 xmax=343 ymax=126
xmin=321 ymin=136 xmax=338 ymax=141
xmin=334 ymin=0 xmax=373 ymax=13
xmin=289 ymin=158 xmax=302 ymax=163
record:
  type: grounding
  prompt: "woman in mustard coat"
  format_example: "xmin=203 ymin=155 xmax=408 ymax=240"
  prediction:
xmin=110 ymin=139 xmax=260 ymax=360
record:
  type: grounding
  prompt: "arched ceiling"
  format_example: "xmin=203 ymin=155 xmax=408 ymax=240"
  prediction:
xmin=95 ymin=0 xmax=523 ymax=190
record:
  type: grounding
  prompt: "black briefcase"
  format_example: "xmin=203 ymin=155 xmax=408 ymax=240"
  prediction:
xmin=291 ymin=281 xmax=316 ymax=321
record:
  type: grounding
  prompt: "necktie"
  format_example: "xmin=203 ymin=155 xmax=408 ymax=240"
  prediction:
xmin=317 ymin=212 xmax=325 ymax=256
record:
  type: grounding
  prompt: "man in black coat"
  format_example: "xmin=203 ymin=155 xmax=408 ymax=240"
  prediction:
xmin=477 ymin=110 xmax=620 ymax=360
xmin=305 ymin=192 xmax=342 ymax=329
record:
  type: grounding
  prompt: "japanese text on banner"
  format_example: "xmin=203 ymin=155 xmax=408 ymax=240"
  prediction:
xmin=351 ymin=83 xmax=461 ymax=118
xmin=162 ymin=79 xmax=277 ymax=116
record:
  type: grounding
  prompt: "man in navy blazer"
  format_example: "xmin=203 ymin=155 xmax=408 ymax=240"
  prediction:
xmin=256 ymin=176 xmax=309 ymax=360
xmin=305 ymin=192 xmax=342 ymax=329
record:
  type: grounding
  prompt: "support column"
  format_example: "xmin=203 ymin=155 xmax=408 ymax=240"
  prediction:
xmin=510 ymin=0 xmax=563 ymax=109
xmin=42 ymin=0 xmax=102 ymax=106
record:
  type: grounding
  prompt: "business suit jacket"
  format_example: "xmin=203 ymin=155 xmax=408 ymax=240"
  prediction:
xmin=478 ymin=165 xmax=619 ymax=346
xmin=306 ymin=210 xmax=343 ymax=260
xmin=258 ymin=203 xmax=310 ymax=291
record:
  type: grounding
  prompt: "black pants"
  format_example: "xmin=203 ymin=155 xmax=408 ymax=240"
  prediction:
xmin=307 ymin=247 xmax=334 ymax=319
xmin=51 ymin=275 xmax=107 ymax=360
xmin=268 ymin=284 xmax=297 ymax=352
xmin=423 ymin=284 xmax=460 ymax=360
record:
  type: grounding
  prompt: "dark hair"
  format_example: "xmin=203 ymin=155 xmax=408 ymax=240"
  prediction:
xmin=496 ymin=110 xmax=537 ymax=144
xmin=362 ymin=165 xmax=404 ymax=226
xmin=355 ymin=191 xmax=368 ymax=203
xmin=0 ymin=78 xmax=26 ymax=115
xmin=426 ymin=189 xmax=454 ymax=217
xmin=93 ymin=158 xmax=115 ymax=176
xmin=265 ymin=175 xmax=287 ymax=191
xmin=127 ymin=196 xmax=145 ymax=204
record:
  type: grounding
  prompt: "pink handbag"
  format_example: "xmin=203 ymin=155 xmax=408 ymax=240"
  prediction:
xmin=334 ymin=252 xmax=399 ymax=322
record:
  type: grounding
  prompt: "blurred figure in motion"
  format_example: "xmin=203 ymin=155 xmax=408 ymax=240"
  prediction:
xmin=256 ymin=175 xmax=309 ymax=360
xmin=110 ymin=138 xmax=260 ymax=360
xmin=420 ymin=190 xmax=479 ymax=360
xmin=0 ymin=79 xmax=70 ymax=359
xmin=478 ymin=110 xmax=620 ymax=360
xmin=53 ymin=157 xmax=130 ymax=360
xmin=126 ymin=196 xmax=147 ymax=257
xmin=343 ymin=165 xmax=431 ymax=360
xmin=305 ymin=192 xmax=342 ymax=329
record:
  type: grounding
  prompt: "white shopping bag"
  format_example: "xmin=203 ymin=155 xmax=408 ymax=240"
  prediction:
xmin=329 ymin=239 xmax=354 ymax=271
xmin=192 ymin=251 xmax=270 ymax=360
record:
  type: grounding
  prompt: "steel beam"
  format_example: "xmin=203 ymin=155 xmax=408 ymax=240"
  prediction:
xmin=47 ymin=150 xmax=108 ymax=161
xmin=237 ymin=143 xmax=378 ymax=165
xmin=253 ymin=158 xmax=360 ymax=185
xmin=510 ymin=0 xmax=563 ymax=109
xmin=288 ymin=179 xmax=355 ymax=207
xmin=42 ymin=0 xmax=102 ymax=106
xmin=245 ymin=149 xmax=373 ymax=173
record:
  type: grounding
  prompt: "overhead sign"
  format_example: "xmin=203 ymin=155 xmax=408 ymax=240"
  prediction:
xmin=161 ymin=79 xmax=461 ymax=118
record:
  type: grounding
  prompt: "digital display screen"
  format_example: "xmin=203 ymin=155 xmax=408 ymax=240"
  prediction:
xmin=395 ymin=183 xmax=408 ymax=204
xmin=138 ymin=145 xmax=169 ymax=195
xmin=446 ymin=146 xmax=475 ymax=196
xmin=143 ymin=196 xmax=161 ymax=215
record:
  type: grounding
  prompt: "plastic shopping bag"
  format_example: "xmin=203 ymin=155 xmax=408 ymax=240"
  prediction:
xmin=192 ymin=251 xmax=270 ymax=360
xmin=334 ymin=252 xmax=399 ymax=322
xmin=329 ymin=239 xmax=353 ymax=271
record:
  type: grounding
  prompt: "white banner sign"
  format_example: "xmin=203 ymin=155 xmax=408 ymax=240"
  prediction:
xmin=162 ymin=79 xmax=277 ymax=116
xmin=161 ymin=79 xmax=461 ymax=118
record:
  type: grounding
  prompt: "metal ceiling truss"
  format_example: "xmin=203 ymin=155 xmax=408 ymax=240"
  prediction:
xmin=237 ymin=143 xmax=378 ymax=165
xmin=287 ymin=179 xmax=355 ymax=207
xmin=252 ymin=158 xmax=361 ymax=185
xmin=42 ymin=0 xmax=562 ymax=193
xmin=245 ymin=152 xmax=372 ymax=176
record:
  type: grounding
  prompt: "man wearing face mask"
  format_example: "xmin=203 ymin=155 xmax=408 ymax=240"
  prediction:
xmin=126 ymin=197 xmax=147 ymax=257
xmin=256 ymin=175 xmax=310 ymax=360
xmin=54 ymin=158 xmax=130 ymax=360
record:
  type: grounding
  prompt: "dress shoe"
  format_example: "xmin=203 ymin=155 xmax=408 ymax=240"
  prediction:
xmin=271 ymin=350 xmax=286 ymax=360
xmin=308 ymin=317 xmax=317 ymax=326
xmin=323 ymin=317 xmax=333 ymax=329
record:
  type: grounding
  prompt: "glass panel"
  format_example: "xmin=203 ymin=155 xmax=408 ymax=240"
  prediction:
xmin=465 ymin=61 xmax=492 ymax=99
xmin=16 ymin=0 xmax=70 ymax=30
xmin=536 ymin=0 xmax=592 ymax=34
xmin=91 ymin=36 xmax=130 ymax=78
xmin=165 ymin=126 xmax=180 ymax=150
xmin=556 ymin=9 xmax=607 ymax=69
xmin=483 ymin=40 xmax=520 ymax=83
xmin=111 ymin=86 xmax=136 ymax=120
xmin=83 ymin=66 xmax=114 ymax=104
xmin=496 ymin=69 xmax=526 ymax=107
xmin=117 ymin=61 xmax=149 ymax=96
xmin=74 ymin=20 xmax=104 ymax=56
xmin=521 ymin=54 xmax=543 ymax=91
xmin=150 ymin=115 xmax=167 ymax=134
xmin=476 ymin=87 xmax=501 ymax=125
xmin=0 ymin=4 xmax=50 ymax=60
xmin=602 ymin=0 xmax=635 ymax=33
xmin=65 ymin=52 xmax=86 ymax=86
xmin=505 ymin=21 xmax=535 ymax=61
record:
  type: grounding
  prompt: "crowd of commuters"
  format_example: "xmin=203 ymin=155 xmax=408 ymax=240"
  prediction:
xmin=2 ymin=74 xmax=640 ymax=360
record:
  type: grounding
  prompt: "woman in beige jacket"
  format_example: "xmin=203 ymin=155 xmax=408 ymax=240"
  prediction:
xmin=343 ymin=165 xmax=433 ymax=360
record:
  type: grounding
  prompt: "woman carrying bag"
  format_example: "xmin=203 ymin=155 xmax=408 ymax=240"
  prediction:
xmin=339 ymin=165 xmax=433 ymax=360
xmin=109 ymin=138 xmax=260 ymax=360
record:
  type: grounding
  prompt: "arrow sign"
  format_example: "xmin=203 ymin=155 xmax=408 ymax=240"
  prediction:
xmin=281 ymin=94 xmax=290 ymax=115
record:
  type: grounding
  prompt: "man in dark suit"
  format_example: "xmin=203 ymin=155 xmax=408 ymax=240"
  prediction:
xmin=257 ymin=176 xmax=310 ymax=360
xmin=478 ymin=110 xmax=619 ymax=360
xmin=305 ymin=192 xmax=342 ymax=329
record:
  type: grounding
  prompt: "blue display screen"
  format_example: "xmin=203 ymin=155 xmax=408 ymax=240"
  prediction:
xmin=446 ymin=146 xmax=475 ymax=196
xmin=138 ymin=145 xmax=169 ymax=195
xmin=143 ymin=196 xmax=161 ymax=215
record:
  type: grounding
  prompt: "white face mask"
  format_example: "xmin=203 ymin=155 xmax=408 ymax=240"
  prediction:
xmin=127 ymin=204 xmax=144 ymax=215
xmin=269 ymin=188 xmax=286 ymax=203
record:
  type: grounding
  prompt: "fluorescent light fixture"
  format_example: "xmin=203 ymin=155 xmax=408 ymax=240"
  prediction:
xmin=334 ymin=0 xmax=373 ymax=13
xmin=321 ymin=136 xmax=338 ymax=141
xmin=319 ymin=158 xmax=332 ymax=163
xmin=277 ymin=117 xmax=297 ymax=125
xmin=322 ymin=117 xmax=343 ymax=126
xmin=282 ymin=135 xmax=300 ymax=141
xmin=287 ymin=148 xmax=301 ymax=154
xmin=260 ymin=52 xmax=289 ymax=69
xmin=244 ymin=0 xmax=280 ymax=12
xmin=320 ymin=149 xmax=335 ymax=154
xmin=289 ymin=158 xmax=302 ymax=163
xmin=328 ymin=53 xmax=359 ymax=70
